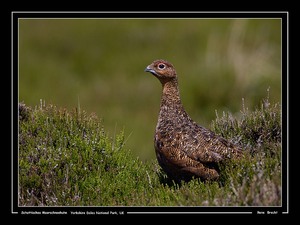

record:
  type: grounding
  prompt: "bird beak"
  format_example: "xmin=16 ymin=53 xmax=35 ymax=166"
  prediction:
xmin=144 ymin=65 xmax=152 ymax=72
xmin=144 ymin=66 xmax=157 ymax=75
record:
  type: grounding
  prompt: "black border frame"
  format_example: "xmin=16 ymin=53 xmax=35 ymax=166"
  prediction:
xmin=11 ymin=11 xmax=289 ymax=216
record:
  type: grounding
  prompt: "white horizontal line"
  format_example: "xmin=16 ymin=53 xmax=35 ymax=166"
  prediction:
xmin=127 ymin=211 xmax=252 ymax=214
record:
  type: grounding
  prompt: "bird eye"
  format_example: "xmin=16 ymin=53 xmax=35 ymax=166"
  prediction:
xmin=158 ymin=63 xmax=165 ymax=70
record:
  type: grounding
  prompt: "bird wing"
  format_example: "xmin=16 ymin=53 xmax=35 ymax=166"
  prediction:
xmin=181 ymin=125 xmax=242 ymax=164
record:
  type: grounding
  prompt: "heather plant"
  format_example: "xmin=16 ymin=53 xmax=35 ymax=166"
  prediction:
xmin=18 ymin=93 xmax=281 ymax=206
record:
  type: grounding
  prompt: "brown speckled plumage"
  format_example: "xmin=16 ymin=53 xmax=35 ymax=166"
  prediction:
xmin=145 ymin=59 xmax=243 ymax=182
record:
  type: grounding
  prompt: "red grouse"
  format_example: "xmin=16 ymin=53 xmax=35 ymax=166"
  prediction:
xmin=145 ymin=59 xmax=243 ymax=182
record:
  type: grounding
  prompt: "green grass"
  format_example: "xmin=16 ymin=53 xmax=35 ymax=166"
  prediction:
xmin=18 ymin=93 xmax=281 ymax=206
xmin=18 ymin=18 xmax=281 ymax=161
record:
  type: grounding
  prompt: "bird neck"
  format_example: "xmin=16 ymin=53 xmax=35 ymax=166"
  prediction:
xmin=160 ymin=78 xmax=182 ymax=108
xmin=157 ymin=79 xmax=191 ymax=129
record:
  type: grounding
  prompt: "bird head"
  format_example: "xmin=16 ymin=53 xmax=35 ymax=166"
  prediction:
xmin=145 ymin=59 xmax=177 ymax=82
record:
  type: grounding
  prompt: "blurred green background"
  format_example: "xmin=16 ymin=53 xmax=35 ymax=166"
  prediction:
xmin=19 ymin=19 xmax=281 ymax=161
